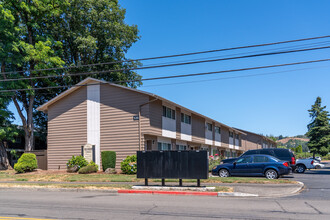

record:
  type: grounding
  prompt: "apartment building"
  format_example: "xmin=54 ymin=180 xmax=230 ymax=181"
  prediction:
xmin=236 ymin=128 xmax=277 ymax=151
xmin=37 ymin=78 xmax=245 ymax=170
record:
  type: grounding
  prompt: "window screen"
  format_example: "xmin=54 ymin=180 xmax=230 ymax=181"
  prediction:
xmin=274 ymin=149 xmax=290 ymax=158
xmin=207 ymin=123 xmax=212 ymax=131
xmin=158 ymin=142 xmax=171 ymax=151
xmin=162 ymin=106 xmax=175 ymax=119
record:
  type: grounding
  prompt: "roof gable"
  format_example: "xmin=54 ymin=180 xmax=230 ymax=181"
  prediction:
xmin=37 ymin=77 xmax=243 ymax=134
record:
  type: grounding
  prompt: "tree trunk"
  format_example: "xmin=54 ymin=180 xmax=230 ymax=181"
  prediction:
xmin=0 ymin=142 xmax=9 ymax=170
xmin=13 ymin=97 xmax=35 ymax=151
xmin=24 ymin=128 xmax=34 ymax=152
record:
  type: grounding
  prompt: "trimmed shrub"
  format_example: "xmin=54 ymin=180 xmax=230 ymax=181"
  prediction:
xmin=66 ymin=155 xmax=88 ymax=171
xmin=78 ymin=165 xmax=98 ymax=174
xmin=14 ymin=153 xmax=38 ymax=173
xmin=121 ymin=155 xmax=137 ymax=174
xmin=101 ymin=151 xmax=116 ymax=171
xmin=88 ymin=161 xmax=99 ymax=170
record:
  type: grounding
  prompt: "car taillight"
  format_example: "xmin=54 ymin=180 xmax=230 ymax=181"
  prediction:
xmin=291 ymin=157 xmax=295 ymax=165
xmin=311 ymin=160 xmax=314 ymax=165
xmin=283 ymin=162 xmax=289 ymax=167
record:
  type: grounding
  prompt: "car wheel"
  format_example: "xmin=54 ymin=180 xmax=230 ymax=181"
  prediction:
xmin=296 ymin=164 xmax=306 ymax=173
xmin=265 ymin=169 xmax=278 ymax=179
xmin=219 ymin=169 xmax=230 ymax=178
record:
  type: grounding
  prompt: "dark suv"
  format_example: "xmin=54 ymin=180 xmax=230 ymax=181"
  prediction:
xmin=241 ymin=148 xmax=296 ymax=171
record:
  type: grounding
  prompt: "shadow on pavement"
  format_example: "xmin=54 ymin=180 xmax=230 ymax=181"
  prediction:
xmin=301 ymin=169 xmax=330 ymax=175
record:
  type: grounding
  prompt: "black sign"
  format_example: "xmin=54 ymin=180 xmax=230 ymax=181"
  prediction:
xmin=133 ymin=115 xmax=139 ymax=121
xmin=137 ymin=151 xmax=208 ymax=179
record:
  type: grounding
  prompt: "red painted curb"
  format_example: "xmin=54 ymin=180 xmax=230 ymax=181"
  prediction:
xmin=117 ymin=189 xmax=218 ymax=196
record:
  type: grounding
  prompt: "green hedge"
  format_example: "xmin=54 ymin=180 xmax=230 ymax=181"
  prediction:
xmin=78 ymin=164 xmax=98 ymax=174
xmin=66 ymin=155 xmax=88 ymax=170
xmin=14 ymin=153 xmax=38 ymax=173
xmin=120 ymin=155 xmax=137 ymax=174
xmin=101 ymin=151 xmax=116 ymax=171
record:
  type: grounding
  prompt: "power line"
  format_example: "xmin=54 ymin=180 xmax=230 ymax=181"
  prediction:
xmin=2 ymin=34 xmax=330 ymax=75
xmin=142 ymin=65 xmax=330 ymax=87
xmin=1 ymin=64 xmax=329 ymax=97
xmin=142 ymin=40 xmax=330 ymax=67
xmin=1 ymin=58 xmax=330 ymax=93
xmin=2 ymin=44 xmax=330 ymax=83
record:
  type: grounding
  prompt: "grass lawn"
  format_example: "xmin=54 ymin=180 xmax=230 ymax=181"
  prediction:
xmin=0 ymin=170 xmax=296 ymax=184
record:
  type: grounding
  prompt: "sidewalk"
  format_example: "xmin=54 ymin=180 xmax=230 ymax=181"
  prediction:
xmin=0 ymin=180 xmax=304 ymax=198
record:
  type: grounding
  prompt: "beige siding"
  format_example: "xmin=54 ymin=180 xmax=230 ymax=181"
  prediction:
xmin=176 ymin=107 xmax=181 ymax=139
xmin=171 ymin=139 xmax=176 ymax=150
xmin=192 ymin=114 xmax=204 ymax=144
xmin=221 ymin=127 xmax=230 ymax=148
xmin=100 ymin=84 xmax=150 ymax=168
xmin=242 ymin=133 xmax=262 ymax=151
xmin=47 ymin=87 xmax=87 ymax=170
xmin=147 ymin=99 xmax=162 ymax=136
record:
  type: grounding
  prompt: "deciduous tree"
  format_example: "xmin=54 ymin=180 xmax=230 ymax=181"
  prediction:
xmin=0 ymin=0 xmax=140 ymax=151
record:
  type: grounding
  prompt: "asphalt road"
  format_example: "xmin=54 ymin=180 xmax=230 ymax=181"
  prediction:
xmin=0 ymin=162 xmax=329 ymax=220
xmin=289 ymin=162 xmax=330 ymax=200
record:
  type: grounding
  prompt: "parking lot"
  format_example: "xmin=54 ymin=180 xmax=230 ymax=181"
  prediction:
xmin=287 ymin=161 xmax=330 ymax=200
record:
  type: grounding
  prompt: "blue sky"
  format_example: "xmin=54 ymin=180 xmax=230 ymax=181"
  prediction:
xmin=119 ymin=0 xmax=330 ymax=137
xmin=10 ymin=0 xmax=330 ymax=137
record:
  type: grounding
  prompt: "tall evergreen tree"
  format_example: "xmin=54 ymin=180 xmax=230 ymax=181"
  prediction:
xmin=306 ymin=97 xmax=330 ymax=156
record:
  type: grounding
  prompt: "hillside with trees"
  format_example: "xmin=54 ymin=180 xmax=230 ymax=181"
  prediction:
xmin=276 ymin=136 xmax=309 ymax=152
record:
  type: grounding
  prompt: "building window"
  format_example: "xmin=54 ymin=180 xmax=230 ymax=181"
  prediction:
xmin=235 ymin=134 xmax=239 ymax=139
xmin=215 ymin=126 xmax=221 ymax=134
xmin=176 ymin=145 xmax=187 ymax=150
xmin=158 ymin=142 xmax=171 ymax=151
xmin=206 ymin=123 xmax=212 ymax=131
xmin=211 ymin=148 xmax=218 ymax=156
xmin=181 ymin=113 xmax=191 ymax=124
xmin=229 ymin=132 xmax=233 ymax=138
xmin=162 ymin=106 xmax=175 ymax=120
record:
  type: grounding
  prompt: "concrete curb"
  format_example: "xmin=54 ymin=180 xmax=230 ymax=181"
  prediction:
xmin=218 ymin=192 xmax=259 ymax=197
xmin=289 ymin=181 xmax=305 ymax=195
xmin=255 ymin=181 xmax=305 ymax=198
xmin=0 ymin=182 xmax=305 ymax=197
xmin=118 ymin=189 xmax=218 ymax=196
